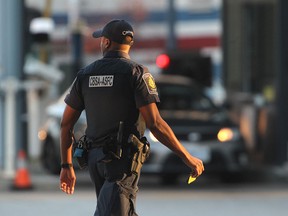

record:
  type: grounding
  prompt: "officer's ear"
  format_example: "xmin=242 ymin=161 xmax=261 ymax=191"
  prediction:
xmin=106 ymin=39 xmax=111 ymax=49
xmin=105 ymin=38 xmax=111 ymax=49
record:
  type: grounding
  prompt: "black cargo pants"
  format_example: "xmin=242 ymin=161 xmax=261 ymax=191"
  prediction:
xmin=88 ymin=147 xmax=139 ymax=216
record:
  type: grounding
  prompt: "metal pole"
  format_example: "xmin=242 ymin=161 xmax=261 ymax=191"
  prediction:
xmin=1 ymin=79 xmax=19 ymax=177
xmin=167 ymin=0 xmax=177 ymax=50
xmin=0 ymin=16 xmax=3 ymax=171
xmin=27 ymin=89 xmax=41 ymax=159
xmin=69 ymin=0 xmax=83 ymax=78
xmin=24 ymin=81 xmax=47 ymax=159
xmin=275 ymin=0 xmax=288 ymax=165
xmin=0 ymin=94 xmax=3 ymax=171
xmin=0 ymin=0 xmax=24 ymax=177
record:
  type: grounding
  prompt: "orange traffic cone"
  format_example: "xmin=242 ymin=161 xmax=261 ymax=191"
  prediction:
xmin=11 ymin=150 xmax=33 ymax=190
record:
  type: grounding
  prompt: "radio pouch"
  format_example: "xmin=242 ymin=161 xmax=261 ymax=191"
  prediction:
xmin=72 ymin=135 xmax=88 ymax=169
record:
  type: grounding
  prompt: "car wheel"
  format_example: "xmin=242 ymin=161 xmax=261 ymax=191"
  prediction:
xmin=41 ymin=136 xmax=61 ymax=175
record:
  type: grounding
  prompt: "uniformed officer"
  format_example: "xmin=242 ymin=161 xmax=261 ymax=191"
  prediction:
xmin=59 ymin=19 xmax=204 ymax=216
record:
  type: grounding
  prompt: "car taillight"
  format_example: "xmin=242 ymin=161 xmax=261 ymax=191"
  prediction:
xmin=156 ymin=54 xmax=170 ymax=69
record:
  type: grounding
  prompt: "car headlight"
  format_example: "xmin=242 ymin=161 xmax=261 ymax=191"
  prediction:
xmin=38 ymin=129 xmax=47 ymax=141
xmin=217 ymin=128 xmax=239 ymax=142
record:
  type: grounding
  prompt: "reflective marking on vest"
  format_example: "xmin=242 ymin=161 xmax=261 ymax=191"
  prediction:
xmin=89 ymin=75 xmax=114 ymax=87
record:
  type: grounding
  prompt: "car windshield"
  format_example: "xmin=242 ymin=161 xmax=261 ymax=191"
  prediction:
xmin=157 ymin=84 xmax=215 ymax=111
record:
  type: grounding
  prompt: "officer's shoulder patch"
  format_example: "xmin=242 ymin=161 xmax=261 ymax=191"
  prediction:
xmin=142 ymin=73 xmax=158 ymax=95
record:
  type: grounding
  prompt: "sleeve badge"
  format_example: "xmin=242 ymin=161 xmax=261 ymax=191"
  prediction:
xmin=142 ymin=73 xmax=158 ymax=95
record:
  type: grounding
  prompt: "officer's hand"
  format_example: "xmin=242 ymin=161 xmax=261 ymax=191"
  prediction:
xmin=183 ymin=155 xmax=204 ymax=178
xmin=60 ymin=167 xmax=76 ymax=195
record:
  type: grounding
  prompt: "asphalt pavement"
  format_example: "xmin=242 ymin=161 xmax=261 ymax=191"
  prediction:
xmin=0 ymin=161 xmax=87 ymax=192
xmin=1 ymin=161 xmax=288 ymax=216
xmin=1 ymin=159 xmax=288 ymax=193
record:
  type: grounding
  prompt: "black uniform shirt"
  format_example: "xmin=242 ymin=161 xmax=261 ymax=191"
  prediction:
xmin=64 ymin=51 xmax=160 ymax=140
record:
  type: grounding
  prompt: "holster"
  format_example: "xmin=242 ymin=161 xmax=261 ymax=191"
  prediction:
xmin=128 ymin=134 xmax=150 ymax=175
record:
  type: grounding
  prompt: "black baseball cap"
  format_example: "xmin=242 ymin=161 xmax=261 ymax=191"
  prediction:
xmin=92 ymin=20 xmax=134 ymax=45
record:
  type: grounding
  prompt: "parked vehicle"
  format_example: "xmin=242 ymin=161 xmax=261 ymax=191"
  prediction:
xmin=39 ymin=74 xmax=248 ymax=183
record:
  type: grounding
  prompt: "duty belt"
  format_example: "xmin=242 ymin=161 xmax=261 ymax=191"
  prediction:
xmin=85 ymin=136 xmax=107 ymax=150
